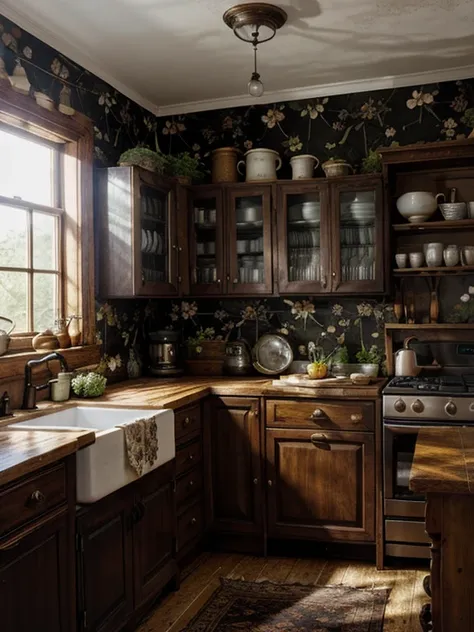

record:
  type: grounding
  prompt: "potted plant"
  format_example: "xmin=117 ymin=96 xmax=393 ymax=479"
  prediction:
xmin=186 ymin=327 xmax=226 ymax=360
xmin=355 ymin=344 xmax=383 ymax=377
xmin=165 ymin=152 xmax=204 ymax=185
xmin=321 ymin=157 xmax=353 ymax=177
xmin=118 ymin=147 xmax=166 ymax=173
xmin=361 ymin=149 xmax=382 ymax=174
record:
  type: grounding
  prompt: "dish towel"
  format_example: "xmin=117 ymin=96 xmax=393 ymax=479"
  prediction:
xmin=117 ymin=415 xmax=159 ymax=477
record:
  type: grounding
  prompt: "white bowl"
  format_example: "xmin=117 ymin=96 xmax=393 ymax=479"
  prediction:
xmin=396 ymin=191 xmax=438 ymax=223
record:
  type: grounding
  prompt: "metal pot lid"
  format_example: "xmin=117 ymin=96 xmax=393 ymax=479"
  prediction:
xmin=252 ymin=334 xmax=293 ymax=375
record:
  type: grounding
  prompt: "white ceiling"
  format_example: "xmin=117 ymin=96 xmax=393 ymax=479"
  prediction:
xmin=1 ymin=0 xmax=474 ymax=115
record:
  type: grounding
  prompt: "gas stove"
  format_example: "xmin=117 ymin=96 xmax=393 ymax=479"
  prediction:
xmin=383 ymin=375 xmax=474 ymax=422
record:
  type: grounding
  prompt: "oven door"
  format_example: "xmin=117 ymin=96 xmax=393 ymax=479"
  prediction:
xmin=383 ymin=422 xmax=426 ymax=519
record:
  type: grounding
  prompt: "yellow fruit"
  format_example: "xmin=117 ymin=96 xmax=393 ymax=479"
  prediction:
xmin=307 ymin=362 xmax=328 ymax=379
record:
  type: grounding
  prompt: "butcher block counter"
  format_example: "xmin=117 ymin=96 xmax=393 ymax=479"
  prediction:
xmin=410 ymin=427 xmax=474 ymax=632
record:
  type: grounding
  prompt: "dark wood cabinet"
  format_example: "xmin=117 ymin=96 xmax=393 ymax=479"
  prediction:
xmin=266 ymin=428 xmax=375 ymax=542
xmin=187 ymin=184 xmax=273 ymax=296
xmin=97 ymin=166 xmax=184 ymax=298
xmin=0 ymin=459 xmax=76 ymax=632
xmin=76 ymin=488 xmax=134 ymax=632
xmin=76 ymin=461 xmax=178 ymax=632
xmin=0 ymin=511 xmax=74 ymax=632
xmin=208 ymin=397 xmax=263 ymax=534
xmin=276 ymin=175 xmax=386 ymax=295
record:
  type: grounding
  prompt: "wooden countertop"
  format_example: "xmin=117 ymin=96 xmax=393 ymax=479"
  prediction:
xmin=0 ymin=429 xmax=95 ymax=487
xmin=0 ymin=375 xmax=384 ymax=487
xmin=410 ymin=427 xmax=474 ymax=495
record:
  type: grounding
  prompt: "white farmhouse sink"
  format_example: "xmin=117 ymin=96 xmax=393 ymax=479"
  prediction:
xmin=13 ymin=406 xmax=175 ymax=503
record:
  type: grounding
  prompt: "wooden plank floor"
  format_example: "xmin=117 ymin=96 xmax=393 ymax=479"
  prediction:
xmin=137 ymin=554 xmax=427 ymax=632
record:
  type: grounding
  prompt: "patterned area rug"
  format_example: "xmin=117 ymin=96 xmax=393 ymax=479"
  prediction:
xmin=182 ymin=578 xmax=390 ymax=631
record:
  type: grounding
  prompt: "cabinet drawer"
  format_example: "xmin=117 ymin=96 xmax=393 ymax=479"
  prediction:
xmin=176 ymin=466 xmax=203 ymax=510
xmin=0 ymin=463 xmax=67 ymax=538
xmin=266 ymin=399 xmax=374 ymax=431
xmin=175 ymin=404 xmax=201 ymax=444
xmin=176 ymin=439 xmax=202 ymax=477
xmin=385 ymin=519 xmax=431 ymax=544
xmin=177 ymin=500 xmax=204 ymax=551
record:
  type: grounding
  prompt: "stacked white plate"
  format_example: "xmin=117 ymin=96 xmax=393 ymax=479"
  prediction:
xmin=342 ymin=201 xmax=375 ymax=225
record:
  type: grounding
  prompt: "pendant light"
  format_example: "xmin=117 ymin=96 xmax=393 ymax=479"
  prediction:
xmin=223 ymin=3 xmax=287 ymax=98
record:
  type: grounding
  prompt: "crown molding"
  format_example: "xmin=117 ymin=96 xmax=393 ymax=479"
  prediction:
xmin=155 ymin=64 xmax=474 ymax=116
xmin=1 ymin=2 xmax=473 ymax=119
xmin=0 ymin=1 xmax=160 ymax=115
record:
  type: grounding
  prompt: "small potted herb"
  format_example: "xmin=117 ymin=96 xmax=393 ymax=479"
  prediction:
xmin=321 ymin=157 xmax=353 ymax=177
xmin=361 ymin=149 xmax=382 ymax=174
xmin=186 ymin=327 xmax=226 ymax=359
xmin=118 ymin=148 xmax=166 ymax=173
xmin=355 ymin=344 xmax=382 ymax=377
xmin=165 ymin=152 xmax=204 ymax=184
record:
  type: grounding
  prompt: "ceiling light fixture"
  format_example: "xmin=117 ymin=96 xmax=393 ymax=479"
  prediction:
xmin=223 ymin=3 xmax=287 ymax=98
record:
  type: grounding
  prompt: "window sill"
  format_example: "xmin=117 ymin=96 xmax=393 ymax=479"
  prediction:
xmin=0 ymin=344 xmax=101 ymax=380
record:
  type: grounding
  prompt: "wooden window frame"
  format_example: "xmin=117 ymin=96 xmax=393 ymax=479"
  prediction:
xmin=0 ymin=82 xmax=96 ymax=369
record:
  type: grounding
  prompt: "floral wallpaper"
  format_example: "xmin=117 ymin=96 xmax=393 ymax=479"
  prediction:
xmin=1 ymin=13 xmax=474 ymax=377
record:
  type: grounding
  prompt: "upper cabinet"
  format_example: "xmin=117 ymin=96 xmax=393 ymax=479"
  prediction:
xmin=187 ymin=184 xmax=273 ymax=296
xmin=276 ymin=175 xmax=385 ymax=295
xmin=97 ymin=167 xmax=185 ymax=298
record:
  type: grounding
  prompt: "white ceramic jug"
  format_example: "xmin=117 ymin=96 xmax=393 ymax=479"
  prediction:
xmin=290 ymin=154 xmax=320 ymax=180
xmin=237 ymin=149 xmax=282 ymax=182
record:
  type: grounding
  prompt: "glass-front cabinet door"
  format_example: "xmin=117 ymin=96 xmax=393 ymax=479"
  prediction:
xmin=330 ymin=177 xmax=384 ymax=293
xmin=226 ymin=186 xmax=272 ymax=295
xmin=188 ymin=188 xmax=225 ymax=295
xmin=134 ymin=170 xmax=179 ymax=296
xmin=276 ymin=182 xmax=330 ymax=294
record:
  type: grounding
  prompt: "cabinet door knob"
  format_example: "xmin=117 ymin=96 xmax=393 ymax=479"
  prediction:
xmin=253 ymin=478 xmax=258 ymax=485
xmin=184 ymin=416 xmax=191 ymax=426
xmin=29 ymin=490 xmax=45 ymax=505
xmin=233 ymin=278 xmax=238 ymax=284
xmin=188 ymin=454 xmax=194 ymax=461
xmin=189 ymin=480 xmax=194 ymax=487
xmin=310 ymin=408 xmax=324 ymax=419
xmin=267 ymin=480 xmax=273 ymax=487
xmin=350 ymin=413 xmax=362 ymax=422
xmin=332 ymin=271 xmax=336 ymax=277
xmin=190 ymin=517 xmax=197 ymax=525
xmin=217 ymin=279 xmax=221 ymax=284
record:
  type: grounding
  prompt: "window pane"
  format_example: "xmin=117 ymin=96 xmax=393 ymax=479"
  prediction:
xmin=34 ymin=273 xmax=58 ymax=331
xmin=33 ymin=213 xmax=58 ymax=270
xmin=0 ymin=129 xmax=54 ymax=206
xmin=0 ymin=271 xmax=28 ymax=332
xmin=0 ymin=206 xmax=28 ymax=268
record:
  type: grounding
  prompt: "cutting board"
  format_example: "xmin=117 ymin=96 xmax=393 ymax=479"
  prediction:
xmin=272 ymin=375 xmax=359 ymax=388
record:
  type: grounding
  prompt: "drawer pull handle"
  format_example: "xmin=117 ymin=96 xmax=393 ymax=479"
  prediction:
xmin=184 ymin=417 xmax=191 ymax=426
xmin=310 ymin=408 xmax=324 ymax=420
xmin=189 ymin=480 xmax=194 ymax=487
xmin=190 ymin=517 xmax=197 ymax=525
xmin=310 ymin=434 xmax=331 ymax=451
xmin=350 ymin=413 xmax=363 ymax=422
xmin=188 ymin=454 xmax=194 ymax=461
xmin=29 ymin=490 xmax=45 ymax=505
xmin=268 ymin=480 xmax=273 ymax=487
xmin=253 ymin=478 xmax=258 ymax=485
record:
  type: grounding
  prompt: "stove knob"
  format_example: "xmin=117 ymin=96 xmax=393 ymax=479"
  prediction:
xmin=445 ymin=400 xmax=457 ymax=416
xmin=411 ymin=399 xmax=424 ymax=414
xmin=394 ymin=398 xmax=406 ymax=413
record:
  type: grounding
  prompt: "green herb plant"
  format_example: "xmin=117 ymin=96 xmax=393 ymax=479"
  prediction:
xmin=71 ymin=372 xmax=107 ymax=398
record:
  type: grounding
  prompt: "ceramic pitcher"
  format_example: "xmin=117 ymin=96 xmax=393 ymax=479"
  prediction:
xmin=237 ymin=149 xmax=282 ymax=182
xmin=290 ymin=154 xmax=320 ymax=180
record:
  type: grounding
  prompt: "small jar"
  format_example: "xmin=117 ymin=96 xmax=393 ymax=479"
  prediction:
xmin=49 ymin=372 xmax=73 ymax=402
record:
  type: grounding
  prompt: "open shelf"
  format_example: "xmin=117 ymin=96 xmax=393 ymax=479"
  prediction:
xmin=393 ymin=265 xmax=474 ymax=276
xmin=392 ymin=219 xmax=474 ymax=232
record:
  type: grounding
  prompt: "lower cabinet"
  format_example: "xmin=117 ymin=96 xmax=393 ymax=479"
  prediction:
xmin=266 ymin=429 xmax=375 ymax=542
xmin=0 ymin=510 xmax=74 ymax=632
xmin=76 ymin=460 xmax=177 ymax=632
xmin=207 ymin=397 xmax=263 ymax=535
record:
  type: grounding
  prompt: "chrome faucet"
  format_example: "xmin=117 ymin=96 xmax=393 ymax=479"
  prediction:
xmin=22 ymin=352 xmax=70 ymax=410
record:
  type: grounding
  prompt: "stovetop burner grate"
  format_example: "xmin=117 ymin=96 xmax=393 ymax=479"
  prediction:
xmin=385 ymin=374 xmax=474 ymax=394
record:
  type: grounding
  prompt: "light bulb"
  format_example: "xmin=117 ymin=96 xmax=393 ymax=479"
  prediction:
xmin=248 ymin=73 xmax=264 ymax=97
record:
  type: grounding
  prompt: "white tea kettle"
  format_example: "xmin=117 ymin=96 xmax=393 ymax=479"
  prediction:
xmin=394 ymin=336 xmax=420 ymax=377
xmin=0 ymin=317 xmax=15 ymax=356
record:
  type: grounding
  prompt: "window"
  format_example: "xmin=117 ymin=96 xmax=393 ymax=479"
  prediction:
xmin=0 ymin=125 xmax=62 ymax=332
xmin=0 ymin=81 xmax=96 ymax=370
